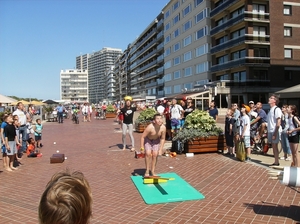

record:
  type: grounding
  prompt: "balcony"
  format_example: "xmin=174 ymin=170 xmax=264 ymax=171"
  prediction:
xmin=157 ymin=19 xmax=163 ymax=29
xmin=136 ymin=28 xmax=157 ymax=50
xmin=157 ymin=42 xmax=164 ymax=51
xmin=157 ymin=66 xmax=164 ymax=75
xmin=137 ymin=38 xmax=157 ymax=56
xmin=211 ymin=36 xmax=245 ymax=54
xmin=157 ymin=30 xmax=164 ymax=40
xmin=144 ymin=70 xmax=158 ymax=79
xmin=211 ymin=57 xmax=270 ymax=72
xmin=210 ymin=0 xmax=239 ymax=17
xmin=157 ymin=90 xmax=164 ymax=97
xmin=211 ymin=13 xmax=245 ymax=36
xmin=157 ymin=54 xmax=164 ymax=64
xmin=245 ymin=34 xmax=270 ymax=44
xmin=136 ymin=50 xmax=157 ymax=65
xmin=221 ymin=79 xmax=271 ymax=87
xmin=244 ymin=11 xmax=270 ymax=22
xmin=146 ymin=81 xmax=157 ymax=88
xmin=157 ymin=78 xmax=164 ymax=87
xmin=139 ymin=60 xmax=157 ymax=72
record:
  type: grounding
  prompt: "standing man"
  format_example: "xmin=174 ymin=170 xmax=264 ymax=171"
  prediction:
xmin=119 ymin=96 xmax=136 ymax=151
xmin=140 ymin=114 xmax=166 ymax=176
xmin=267 ymin=94 xmax=282 ymax=166
xmin=163 ymin=100 xmax=172 ymax=141
xmin=13 ymin=102 xmax=28 ymax=154
xmin=208 ymin=100 xmax=218 ymax=122
xmin=232 ymin=103 xmax=241 ymax=153
xmin=170 ymin=98 xmax=184 ymax=136
xmin=55 ymin=104 xmax=64 ymax=123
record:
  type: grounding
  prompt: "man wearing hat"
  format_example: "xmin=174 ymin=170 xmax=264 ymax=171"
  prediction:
xmin=118 ymin=96 xmax=136 ymax=151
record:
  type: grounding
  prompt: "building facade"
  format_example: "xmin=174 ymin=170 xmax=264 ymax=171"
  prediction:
xmin=210 ymin=0 xmax=300 ymax=106
xmin=76 ymin=47 xmax=122 ymax=103
xmin=60 ymin=69 xmax=88 ymax=102
xmin=162 ymin=0 xmax=211 ymax=96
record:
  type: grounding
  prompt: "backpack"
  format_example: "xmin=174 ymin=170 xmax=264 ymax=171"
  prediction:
xmin=292 ymin=115 xmax=300 ymax=136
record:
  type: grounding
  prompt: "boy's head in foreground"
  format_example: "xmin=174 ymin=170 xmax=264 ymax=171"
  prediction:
xmin=39 ymin=170 xmax=92 ymax=224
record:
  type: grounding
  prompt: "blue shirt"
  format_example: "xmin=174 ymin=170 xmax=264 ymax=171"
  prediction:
xmin=1 ymin=122 xmax=7 ymax=144
xmin=209 ymin=107 xmax=218 ymax=120
xmin=56 ymin=106 xmax=64 ymax=113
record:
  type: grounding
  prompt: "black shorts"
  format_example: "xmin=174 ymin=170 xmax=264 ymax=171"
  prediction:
xmin=166 ymin=119 xmax=171 ymax=129
xmin=225 ymin=132 xmax=234 ymax=147
xmin=35 ymin=135 xmax=42 ymax=141
xmin=288 ymin=134 xmax=299 ymax=143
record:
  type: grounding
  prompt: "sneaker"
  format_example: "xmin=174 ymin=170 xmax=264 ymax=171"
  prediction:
xmin=285 ymin=157 xmax=292 ymax=161
xmin=246 ymin=157 xmax=251 ymax=162
xmin=280 ymin=157 xmax=286 ymax=160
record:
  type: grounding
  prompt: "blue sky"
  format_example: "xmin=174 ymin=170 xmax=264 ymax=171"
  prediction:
xmin=0 ymin=0 xmax=168 ymax=100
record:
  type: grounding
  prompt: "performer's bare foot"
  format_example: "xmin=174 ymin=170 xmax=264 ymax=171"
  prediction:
xmin=6 ymin=168 xmax=12 ymax=172
xmin=122 ymin=146 xmax=126 ymax=151
xmin=144 ymin=172 xmax=150 ymax=177
xmin=130 ymin=147 xmax=135 ymax=152
xmin=10 ymin=166 xmax=18 ymax=170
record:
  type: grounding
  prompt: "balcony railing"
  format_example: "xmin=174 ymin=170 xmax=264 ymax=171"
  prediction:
xmin=245 ymin=34 xmax=270 ymax=43
xmin=211 ymin=36 xmax=245 ymax=54
xmin=157 ymin=54 xmax=164 ymax=63
xmin=157 ymin=78 xmax=164 ymax=86
xmin=244 ymin=11 xmax=270 ymax=22
xmin=211 ymin=13 xmax=245 ymax=35
xmin=136 ymin=28 xmax=157 ymax=50
xmin=157 ymin=30 xmax=164 ymax=40
xmin=139 ymin=60 xmax=157 ymax=72
xmin=144 ymin=70 xmax=158 ymax=79
xmin=220 ymin=79 xmax=271 ymax=87
xmin=211 ymin=57 xmax=270 ymax=72
xmin=157 ymin=19 xmax=163 ymax=29
xmin=210 ymin=0 xmax=239 ymax=17
xmin=137 ymin=38 xmax=157 ymax=56
xmin=146 ymin=82 xmax=157 ymax=88
xmin=136 ymin=50 xmax=157 ymax=65
xmin=157 ymin=42 xmax=164 ymax=51
xmin=157 ymin=66 xmax=164 ymax=75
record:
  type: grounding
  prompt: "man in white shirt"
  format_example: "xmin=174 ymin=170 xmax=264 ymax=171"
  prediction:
xmin=267 ymin=94 xmax=282 ymax=166
xmin=156 ymin=100 xmax=165 ymax=116
xmin=13 ymin=102 xmax=28 ymax=154
xmin=170 ymin=98 xmax=184 ymax=135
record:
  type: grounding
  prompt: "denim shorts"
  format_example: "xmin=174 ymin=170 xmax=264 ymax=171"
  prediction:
xmin=243 ymin=136 xmax=250 ymax=148
xmin=268 ymin=131 xmax=281 ymax=144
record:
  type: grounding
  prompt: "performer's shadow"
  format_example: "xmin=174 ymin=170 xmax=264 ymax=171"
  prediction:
xmin=244 ymin=203 xmax=300 ymax=222
xmin=132 ymin=169 xmax=146 ymax=176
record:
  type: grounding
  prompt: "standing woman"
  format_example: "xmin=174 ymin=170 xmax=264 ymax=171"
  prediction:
xmin=286 ymin=105 xmax=300 ymax=167
xmin=280 ymin=105 xmax=292 ymax=161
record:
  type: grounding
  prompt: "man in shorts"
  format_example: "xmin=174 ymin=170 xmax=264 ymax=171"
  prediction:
xmin=140 ymin=114 xmax=166 ymax=177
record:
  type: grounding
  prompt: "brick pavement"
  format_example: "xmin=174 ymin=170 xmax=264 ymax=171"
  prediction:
xmin=0 ymin=116 xmax=299 ymax=224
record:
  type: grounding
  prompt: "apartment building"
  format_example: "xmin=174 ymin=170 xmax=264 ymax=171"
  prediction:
xmin=210 ymin=0 xmax=300 ymax=105
xmin=162 ymin=0 xmax=211 ymax=96
xmin=76 ymin=47 xmax=122 ymax=104
xmin=60 ymin=69 xmax=88 ymax=102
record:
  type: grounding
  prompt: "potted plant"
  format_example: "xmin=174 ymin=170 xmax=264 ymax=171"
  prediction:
xmin=134 ymin=108 xmax=157 ymax=133
xmin=105 ymin=104 xmax=116 ymax=118
xmin=173 ymin=110 xmax=225 ymax=153
xmin=44 ymin=105 xmax=55 ymax=121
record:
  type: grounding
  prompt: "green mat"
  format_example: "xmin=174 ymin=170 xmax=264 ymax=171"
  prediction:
xmin=131 ymin=172 xmax=205 ymax=204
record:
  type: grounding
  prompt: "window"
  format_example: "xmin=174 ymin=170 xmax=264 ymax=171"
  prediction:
xmin=231 ymin=28 xmax=245 ymax=39
xmin=173 ymin=56 xmax=181 ymax=66
xmin=283 ymin=5 xmax=292 ymax=15
xmin=165 ymin=35 xmax=171 ymax=44
xmin=184 ymin=67 xmax=192 ymax=77
xmin=173 ymin=42 xmax=180 ymax=52
xmin=233 ymin=71 xmax=246 ymax=81
xmin=196 ymin=62 xmax=208 ymax=74
xmin=173 ymin=28 xmax=180 ymax=38
xmin=196 ymin=44 xmax=208 ymax=57
xmin=284 ymin=49 xmax=292 ymax=58
xmin=173 ymin=14 xmax=180 ymax=25
xmin=174 ymin=85 xmax=181 ymax=93
xmin=195 ymin=0 xmax=203 ymax=7
xmin=164 ymin=86 xmax=172 ymax=94
xmin=183 ymin=5 xmax=191 ymax=17
xmin=231 ymin=6 xmax=245 ymax=18
xmin=184 ymin=83 xmax=192 ymax=90
xmin=196 ymin=26 xmax=207 ymax=40
xmin=253 ymin=4 xmax=266 ymax=14
xmin=183 ymin=20 xmax=192 ymax=32
xmin=217 ymin=55 xmax=228 ymax=64
xmin=284 ymin=27 xmax=292 ymax=37
xmin=165 ymin=9 xmax=170 ymax=19
xmin=164 ymin=47 xmax=171 ymax=56
xmin=173 ymin=1 xmax=179 ymax=11
xmin=195 ymin=9 xmax=208 ymax=23
xmin=253 ymin=26 xmax=266 ymax=36
xmin=183 ymin=35 xmax=192 ymax=46
xmin=165 ymin=22 xmax=170 ymax=31
xmin=174 ymin=70 xmax=181 ymax=79
xmin=184 ymin=51 xmax=192 ymax=62
xmin=284 ymin=70 xmax=292 ymax=80
xmin=164 ymin=60 xmax=171 ymax=69
xmin=164 ymin=73 xmax=172 ymax=81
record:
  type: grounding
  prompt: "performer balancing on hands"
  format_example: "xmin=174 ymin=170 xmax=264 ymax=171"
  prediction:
xmin=140 ymin=114 xmax=166 ymax=177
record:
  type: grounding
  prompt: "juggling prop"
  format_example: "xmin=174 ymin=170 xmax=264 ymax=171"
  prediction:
xmin=268 ymin=166 xmax=300 ymax=187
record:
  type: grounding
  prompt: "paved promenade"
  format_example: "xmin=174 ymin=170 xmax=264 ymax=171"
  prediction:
xmin=0 ymin=116 xmax=299 ymax=224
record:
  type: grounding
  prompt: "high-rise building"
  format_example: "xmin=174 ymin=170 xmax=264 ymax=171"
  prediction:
xmin=60 ymin=69 xmax=88 ymax=102
xmin=210 ymin=0 xmax=300 ymax=105
xmin=162 ymin=0 xmax=211 ymax=96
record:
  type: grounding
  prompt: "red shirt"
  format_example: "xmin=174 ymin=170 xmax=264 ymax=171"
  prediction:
xmin=26 ymin=144 xmax=35 ymax=155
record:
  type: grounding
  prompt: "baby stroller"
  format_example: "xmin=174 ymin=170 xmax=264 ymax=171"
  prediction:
xmin=251 ymin=125 xmax=270 ymax=154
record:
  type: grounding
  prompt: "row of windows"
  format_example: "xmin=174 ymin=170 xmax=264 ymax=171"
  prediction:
xmin=164 ymin=62 xmax=209 ymax=82
xmin=164 ymin=44 xmax=209 ymax=66
xmin=165 ymin=26 xmax=208 ymax=45
xmin=164 ymin=0 xmax=204 ymax=20
xmin=165 ymin=8 xmax=208 ymax=32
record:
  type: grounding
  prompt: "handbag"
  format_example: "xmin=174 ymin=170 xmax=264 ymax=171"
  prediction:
xmin=236 ymin=139 xmax=246 ymax=162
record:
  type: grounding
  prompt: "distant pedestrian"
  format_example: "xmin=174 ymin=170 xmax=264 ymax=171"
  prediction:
xmin=280 ymin=105 xmax=292 ymax=161
xmin=55 ymin=104 xmax=65 ymax=123
xmin=267 ymin=94 xmax=282 ymax=166
xmin=34 ymin=118 xmax=43 ymax=148
xmin=239 ymin=105 xmax=251 ymax=161
xmin=224 ymin=108 xmax=235 ymax=156
xmin=163 ymin=100 xmax=172 ymax=140
xmin=183 ymin=97 xmax=195 ymax=126
xmin=231 ymin=103 xmax=240 ymax=153
xmin=170 ymin=98 xmax=184 ymax=136
xmin=13 ymin=102 xmax=28 ymax=154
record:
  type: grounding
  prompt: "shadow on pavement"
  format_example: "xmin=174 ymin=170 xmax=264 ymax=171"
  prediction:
xmin=244 ymin=203 xmax=300 ymax=222
xmin=132 ymin=169 xmax=146 ymax=176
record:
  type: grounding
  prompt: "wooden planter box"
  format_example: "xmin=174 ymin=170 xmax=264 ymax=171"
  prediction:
xmin=105 ymin=112 xmax=116 ymax=118
xmin=184 ymin=135 xmax=226 ymax=153
xmin=135 ymin=122 xmax=151 ymax=133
